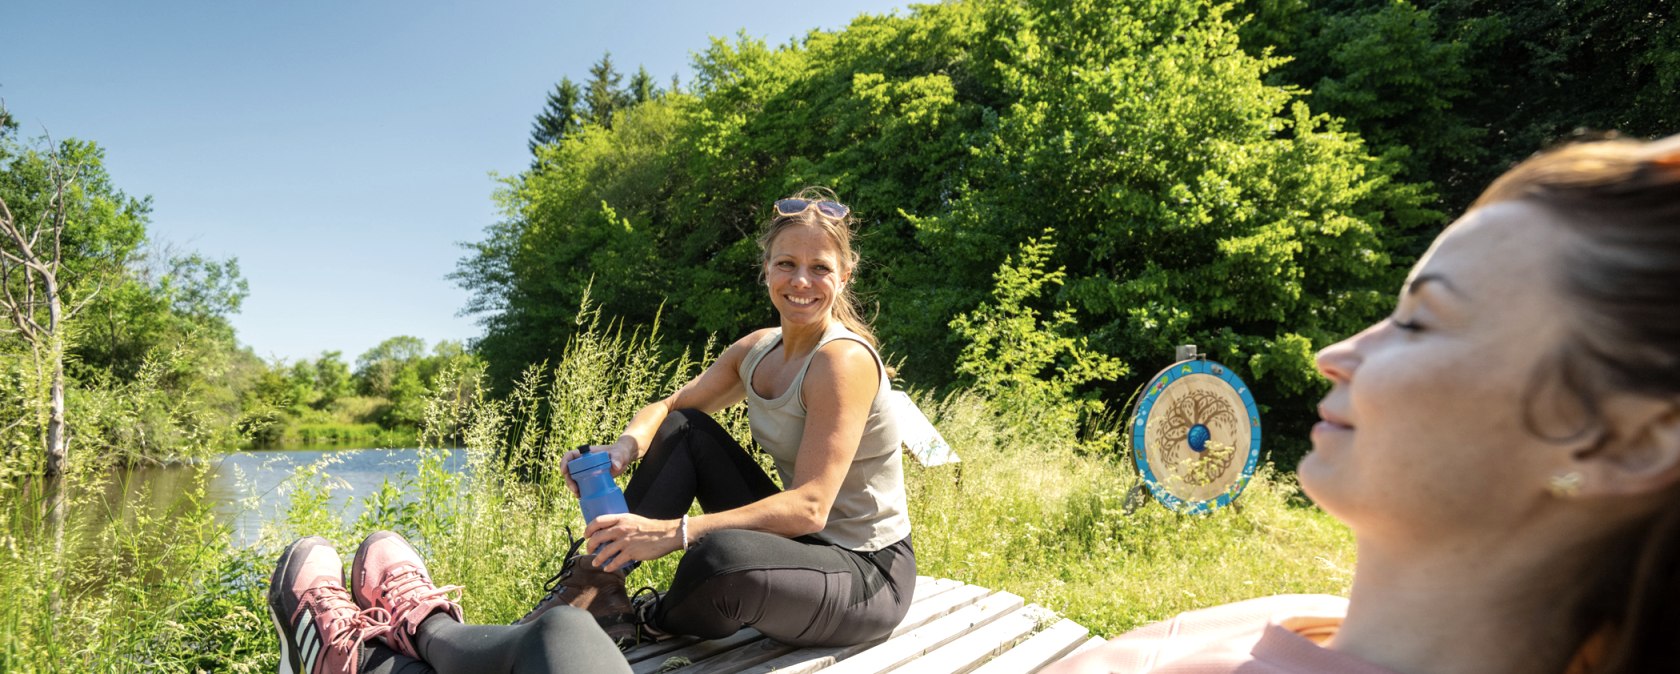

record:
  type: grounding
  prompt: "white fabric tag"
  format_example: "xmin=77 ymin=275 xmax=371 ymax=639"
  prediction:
xmin=889 ymin=390 xmax=959 ymax=466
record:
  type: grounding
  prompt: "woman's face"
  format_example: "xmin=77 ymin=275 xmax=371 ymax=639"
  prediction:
xmin=764 ymin=224 xmax=848 ymax=329
xmin=1301 ymin=201 xmax=1583 ymax=547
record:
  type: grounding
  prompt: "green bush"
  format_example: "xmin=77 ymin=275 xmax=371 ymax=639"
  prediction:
xmin=457 ymin=0 xmax=1429 ymax=467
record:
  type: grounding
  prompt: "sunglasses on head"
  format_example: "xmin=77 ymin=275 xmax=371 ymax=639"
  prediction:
xmin=774 ymin=198 xmax=850 ymax=219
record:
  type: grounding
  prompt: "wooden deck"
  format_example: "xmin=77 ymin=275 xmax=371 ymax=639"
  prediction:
xmin=620 ymin=576 xmax=1101 ymax=673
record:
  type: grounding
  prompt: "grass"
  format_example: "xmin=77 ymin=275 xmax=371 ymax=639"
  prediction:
xmin=0 ymin=311 xmax=1354 ymax=671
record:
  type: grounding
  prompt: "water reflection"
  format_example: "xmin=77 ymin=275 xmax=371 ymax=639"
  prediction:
xmin=121 ymin=447 xmax=468 ymax=546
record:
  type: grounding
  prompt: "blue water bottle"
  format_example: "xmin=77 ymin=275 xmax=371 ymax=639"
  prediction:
xmin=568 ymin=445 xmax=628 ymax=525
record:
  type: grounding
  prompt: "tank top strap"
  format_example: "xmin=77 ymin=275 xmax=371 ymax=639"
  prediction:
xmin=788 ymin=324 xmax=888 ymax=409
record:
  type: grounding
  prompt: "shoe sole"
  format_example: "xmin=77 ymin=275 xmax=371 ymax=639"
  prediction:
xmin=268 ymin=537 xmax=322 ymax=674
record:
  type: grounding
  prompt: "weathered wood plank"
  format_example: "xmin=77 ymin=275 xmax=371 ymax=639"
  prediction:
xmin=1068 ymin=636 xmax=1106 ymax=656
xmin=625 ymin=636 xmax=702 ymax=665
xmin=969 ymin=617 xmax=1089 ymax=674
xmin=621 ymin=578 xmax=1095 ymax=674
xmin=907 ymin=604 xmax=1047 ymax=674
xmin=630 ymin=629 xmax=765 ymax=674
xmin=673 ymin=635 xmax=799 ymax=674
xmin=732 ymin=583 xmax=995 ymax=674
xmin=815 ymin=591 xmax=1025 ymax=674
xmin=625 ymin=578 xmax=950 ymax=668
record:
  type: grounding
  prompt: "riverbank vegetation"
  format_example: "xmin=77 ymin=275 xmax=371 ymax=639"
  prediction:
xmin=1 ymin=312 xmax=1349 ymax=671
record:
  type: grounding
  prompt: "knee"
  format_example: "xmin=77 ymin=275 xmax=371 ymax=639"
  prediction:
xmin=680 ymin=529 xmax=768 ymax=575
xmin=531 ymin=605 xmax=599 ymax=638
xmin=529 ymin=606 xmax=614 ymax=650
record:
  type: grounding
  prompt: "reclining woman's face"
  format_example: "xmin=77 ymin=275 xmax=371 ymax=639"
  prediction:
xmin=1301 ymin=201 xmax=1585 ymax=548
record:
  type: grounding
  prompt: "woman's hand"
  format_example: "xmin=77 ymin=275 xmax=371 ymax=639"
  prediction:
xmin=584 ymin=513 xmax=683 ymax=572
xmin=561 ymin=437 xmax=638 ymax=497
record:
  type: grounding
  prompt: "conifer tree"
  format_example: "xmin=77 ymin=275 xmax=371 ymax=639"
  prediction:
xmin=629 ymin=66 xmax=659 ymax=105
xmin=584 ymin=52 xmax=629 ymax=127
xmin=528 ymin=77 xmax=583 ymax=155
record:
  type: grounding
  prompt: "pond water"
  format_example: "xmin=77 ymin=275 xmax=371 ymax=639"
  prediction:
xmin=107 ymin=447 xmax=468 ymax=547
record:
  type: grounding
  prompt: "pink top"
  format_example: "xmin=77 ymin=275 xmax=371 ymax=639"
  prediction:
xmin=1043 ymin=595 xmax=1401 ymax=674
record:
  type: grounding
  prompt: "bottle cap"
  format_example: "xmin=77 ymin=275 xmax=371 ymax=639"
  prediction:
xmin=568 ymin=450 xmax=613 ymax=474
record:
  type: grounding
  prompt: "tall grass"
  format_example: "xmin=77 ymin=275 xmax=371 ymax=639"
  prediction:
xmin=0 ymin=309 xmax=1354 ymax=671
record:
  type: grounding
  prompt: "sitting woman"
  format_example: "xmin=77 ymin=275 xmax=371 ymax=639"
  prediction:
xmin=263 ymin=190 xmax=915 ymax=674
xmin=520 ymin=188 xmax=916 ymax=648
xmin=1049 ymin=135 xmax=1680 ymax=674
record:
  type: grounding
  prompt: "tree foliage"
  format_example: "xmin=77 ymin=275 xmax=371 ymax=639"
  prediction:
xmin=0 ymin=108 xmax=258 ymax=470
xmin=1237 ymin=0 xmax=1680 ymax=214
xmin=458 ymin=0 xmax=1439 ymax=462
xmin=529 ymin=77 xmax=584 ymax=156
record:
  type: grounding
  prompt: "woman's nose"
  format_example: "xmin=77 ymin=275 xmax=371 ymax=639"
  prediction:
xmin=1315 ymin=333 xmax=1362 ymax=384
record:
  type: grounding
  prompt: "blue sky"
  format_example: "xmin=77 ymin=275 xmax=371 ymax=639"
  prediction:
xmin=1 ymin=0 xmax=909 ymax=364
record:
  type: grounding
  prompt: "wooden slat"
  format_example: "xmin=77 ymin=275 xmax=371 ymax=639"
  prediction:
xmin=1069 ymin=636 xmax=1106 ymax=655
xmin=969 ymin=617 xmax=1089 ymax=674
xmin=911 ymin=575 xmax=963 ymax=603
xmin=673 ymin=635 xmax=799 ymax=674
xmin=629 ymin=628 xmax=765 ymax=674
xmin=815 ymin=591 xmax=1025 ymax=674
xmin=733 ymin=583 xmax=995 ymax=674
xmin=625 ymin=636 xmax=702 ymax=664
xmin=907 ymin=604 xmax=1047 ymax=674
xmin=624 ymin=578 xmax=948 ymax=666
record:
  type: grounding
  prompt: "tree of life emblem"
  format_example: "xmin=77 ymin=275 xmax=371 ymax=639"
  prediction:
xmin=1142 ymin=373 xmax=1253 ymax=504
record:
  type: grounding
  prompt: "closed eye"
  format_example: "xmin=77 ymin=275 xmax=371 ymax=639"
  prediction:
xmin=1391 ymin=316 xmax=1423 ymax=331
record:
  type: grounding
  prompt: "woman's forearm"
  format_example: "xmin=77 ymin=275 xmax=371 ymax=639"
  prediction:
xmin=687 ymin=488 xmax=828 ymax=541
xmin=618 ymin=397 xmax=675 ymax=460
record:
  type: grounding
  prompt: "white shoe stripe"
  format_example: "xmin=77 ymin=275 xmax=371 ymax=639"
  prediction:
xmin=295 ymin=608 xmax=314 ymax=644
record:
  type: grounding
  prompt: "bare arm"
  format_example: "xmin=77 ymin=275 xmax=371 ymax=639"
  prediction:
xmin=562 ymin=328 xmax=771 ymax=493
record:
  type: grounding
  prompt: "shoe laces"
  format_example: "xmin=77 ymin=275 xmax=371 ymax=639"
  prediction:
xmin=518 ymin=529 xmax=590 ymax=624
xmin=380 ymin=562 xmax=464 ymax=631
xmin=301 ymin=584 xmax=393 ymax=670
xmin=539 ymin=529 xmax=590 ymax=593
xmin=630 ymin=586 xmax=668 ymax=640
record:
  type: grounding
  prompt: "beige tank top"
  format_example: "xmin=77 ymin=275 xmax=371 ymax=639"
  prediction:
xmin=737 ymin=323 xmax=913 ymax=551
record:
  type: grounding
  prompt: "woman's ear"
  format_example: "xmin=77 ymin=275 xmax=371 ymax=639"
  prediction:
xmin=1572 ymin=398 xmax=1680 ymax=498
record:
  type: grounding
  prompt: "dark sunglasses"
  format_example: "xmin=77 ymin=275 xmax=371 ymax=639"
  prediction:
xmin=774 ymin=198 xmax=850 ymax=219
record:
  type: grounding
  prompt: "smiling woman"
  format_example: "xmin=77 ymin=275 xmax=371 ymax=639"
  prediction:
xmin=1047 ymin=135 xmax=1680 ymax=674
xmin=265 ymin=188 xmax=917 ymax=674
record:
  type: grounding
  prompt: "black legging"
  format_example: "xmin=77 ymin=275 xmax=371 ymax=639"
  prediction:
xmin=357 ymin=607 xmax=632 ymax=674
xmin=624 ymin=408 xmax=917 ymax=646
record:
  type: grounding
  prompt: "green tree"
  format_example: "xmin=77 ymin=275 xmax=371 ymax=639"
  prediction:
xmin=0 ymin=122 xmax=150 ymax=475
xmin=355 ymin=335 xmax=427 ymax=398
xmin=951 ymin=229 xmax=1123 ymax=431
xmin=584 ymin=51 xmax=631 ymax=127
xmin=312 ymin=350 xmax=354 ymax=406
xmin=629 ymin=66 xmax=660 ymax=104
xmin=1237 ymin=0 xmax=1679 ymax=214
xmin=529 ymin=77 xmax=584 ymax=156
xmin=457 ymin=0 xmax=1431 ymax=461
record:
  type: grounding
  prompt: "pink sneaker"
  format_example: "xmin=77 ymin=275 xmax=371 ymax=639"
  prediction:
xmin=351 ymin=530 xmax=464 ymax=659
xmin=267 ymin=536 xmax=392 ymax=674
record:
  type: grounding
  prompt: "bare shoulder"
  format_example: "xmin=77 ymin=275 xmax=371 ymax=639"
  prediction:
xmin=736 ymin=327 xmax=781 ymax=349
xmin=718 ymin=328 xmax=779 ymax=364
xmin=809 ymin=338 xmax=879 ymax=381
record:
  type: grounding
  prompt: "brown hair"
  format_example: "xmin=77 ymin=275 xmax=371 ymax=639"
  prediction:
xmin=1474 ymin=134 xmax=1680 ymax=674
xmin=757 ymin=187 xmax=883 ymax=352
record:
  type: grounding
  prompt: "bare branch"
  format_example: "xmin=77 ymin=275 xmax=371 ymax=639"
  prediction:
xmin=66 ymin=282 xmax=101 ymax=320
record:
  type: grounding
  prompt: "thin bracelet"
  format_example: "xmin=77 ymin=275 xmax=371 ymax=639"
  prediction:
xmin=679 ymin=514 xmax=690 ymax=550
